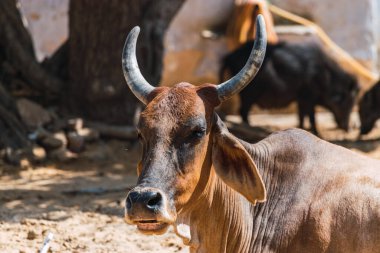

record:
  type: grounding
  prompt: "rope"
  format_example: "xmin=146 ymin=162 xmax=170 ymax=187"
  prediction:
xmin=268 ymin=4 xmax=379 ymax=84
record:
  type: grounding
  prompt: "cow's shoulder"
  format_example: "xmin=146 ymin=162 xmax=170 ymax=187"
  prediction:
xmin=263 ymin=128 xmax=323 ymax=153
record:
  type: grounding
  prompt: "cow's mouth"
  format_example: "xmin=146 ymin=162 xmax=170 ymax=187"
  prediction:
xmin=136 ymin=220 xmax=169 ymax=234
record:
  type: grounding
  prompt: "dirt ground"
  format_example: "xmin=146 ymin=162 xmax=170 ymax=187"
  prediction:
xmin=1 ymin=111 xmax=380 ymax=253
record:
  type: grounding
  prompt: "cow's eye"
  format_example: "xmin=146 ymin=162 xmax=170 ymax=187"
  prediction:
xmin=193 ymin=129 xmax=205 ymax=138
xmin=188 ymin=128 xmax=205 ymax=141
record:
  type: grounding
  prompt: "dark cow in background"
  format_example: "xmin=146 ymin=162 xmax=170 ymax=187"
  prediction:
xmin=220 ymin=41 xmax=359 ymax=135
xmin=359 ymin=80 xmax=380 ymax=135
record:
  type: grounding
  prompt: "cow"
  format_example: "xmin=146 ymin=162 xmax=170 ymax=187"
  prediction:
xmin=220 ymin=39 xmax=359 ymax=135
xmin=359 ymin=80 xmax=380 ymax=135
xmin=122 ymin=16 xmax=380 ymax=253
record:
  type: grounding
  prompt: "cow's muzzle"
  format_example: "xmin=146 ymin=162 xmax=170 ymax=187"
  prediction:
xmin=124 ymin=187 xmax=176 ymax=235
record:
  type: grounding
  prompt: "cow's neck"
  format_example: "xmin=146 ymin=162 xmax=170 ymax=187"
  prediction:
xmin=238 ymin=135 xmax=309 ymax=252
xmin=176 ymin=136 xmax=295 ymax=253
xmin=177 ymin=168 xmax=255 ymax=253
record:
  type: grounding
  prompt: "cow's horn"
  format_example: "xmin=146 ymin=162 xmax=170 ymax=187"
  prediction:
xmin=122 ymin=26 xmax=154 ymax=105
xmin=216 ymin=15 xmax=267 ymax=102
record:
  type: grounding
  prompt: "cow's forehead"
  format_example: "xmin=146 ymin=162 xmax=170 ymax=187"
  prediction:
xmin=139 ymin=84 xmax=206 ymax=129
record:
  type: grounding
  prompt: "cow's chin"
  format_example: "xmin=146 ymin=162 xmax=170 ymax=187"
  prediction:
xmin=137 ymin=221 xmax=170 ymax=235
xmin=125 ymin=213 xmax=177 ymax=235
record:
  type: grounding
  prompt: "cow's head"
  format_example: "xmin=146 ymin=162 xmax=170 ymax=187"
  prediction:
xmin=359 ymin=82 xmax=380 ymax=135
xmin=322 ymin=64 xmax=359 ymax=131
xmin=123 ymin=16 xmax=267 ymax=235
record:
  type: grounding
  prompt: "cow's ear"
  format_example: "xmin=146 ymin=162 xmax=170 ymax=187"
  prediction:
xmin=212 ymin=115 xmax=266 ymax=205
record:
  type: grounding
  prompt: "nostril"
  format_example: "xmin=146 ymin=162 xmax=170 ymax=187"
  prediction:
xmin=126 ymin=190 xmax=163 ymax=211
xmin=126 ymin=195 xmax=132 ymax=210
xmin=147 ymin=192 xmax=162 ymax=209
xmin=126 ymin=190 xmax=140 ymax=210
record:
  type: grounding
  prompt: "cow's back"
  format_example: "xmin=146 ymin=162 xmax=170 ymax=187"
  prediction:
xmin=290 ymin=141 xmax=380 ymax=253
xmin=249 ymin=129 xmax=380 ymax=253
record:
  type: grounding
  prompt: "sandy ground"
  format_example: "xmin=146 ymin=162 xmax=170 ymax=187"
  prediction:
xmin=0 ymin=141 xmax=187 ymax=253
xmin=1 ymin=111 xmax=380 ymax=253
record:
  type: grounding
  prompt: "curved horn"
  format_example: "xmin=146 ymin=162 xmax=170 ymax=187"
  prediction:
xmin=122 ymin=26 xmax=154 ymax=104
xmin=217 ymin=15 xmax=267 ymax=102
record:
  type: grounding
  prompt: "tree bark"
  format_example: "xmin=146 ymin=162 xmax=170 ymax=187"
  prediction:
xmin=67 ymin=0 xmax=185 ymax=125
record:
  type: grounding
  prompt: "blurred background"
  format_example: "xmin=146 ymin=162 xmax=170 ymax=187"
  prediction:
xmin=0 ymin=0 xmax=379 ymax=252
xmin=19 ymin=0 xmax=380 ymax=83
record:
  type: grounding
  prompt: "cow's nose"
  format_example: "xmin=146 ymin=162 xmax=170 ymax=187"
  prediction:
xmin=126 ymin=189 xmax=163 ymax=212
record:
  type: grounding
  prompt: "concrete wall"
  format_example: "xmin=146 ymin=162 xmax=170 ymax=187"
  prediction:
xmin=163 ymin=0 xmax=380 ymax=86
xmin=271 ymin=0 xmax=379 ymax=72
xmin=377 ymin=0 xmax=380 ymax=69
xmin=161 ymin=0 xmax=235 ymax=86
xmin=19 ymin=0 xmax=380 ymax=82
xmin=19 ymin=0 xmax=68 ymax=61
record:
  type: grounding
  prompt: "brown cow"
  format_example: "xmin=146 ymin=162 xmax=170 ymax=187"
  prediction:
xmin=123 ymin=16 xmax=380 ymax=253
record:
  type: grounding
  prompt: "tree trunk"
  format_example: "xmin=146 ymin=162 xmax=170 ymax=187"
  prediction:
xmin=0 ymin=82 xmax=29 ymax=150
xmin=0 ymin=0 xmax=65 ymax=98
xmin=68 ymin=0 xmax=185 ymax=125
xmin=0 ymin=0 xmax=48 ymax=151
